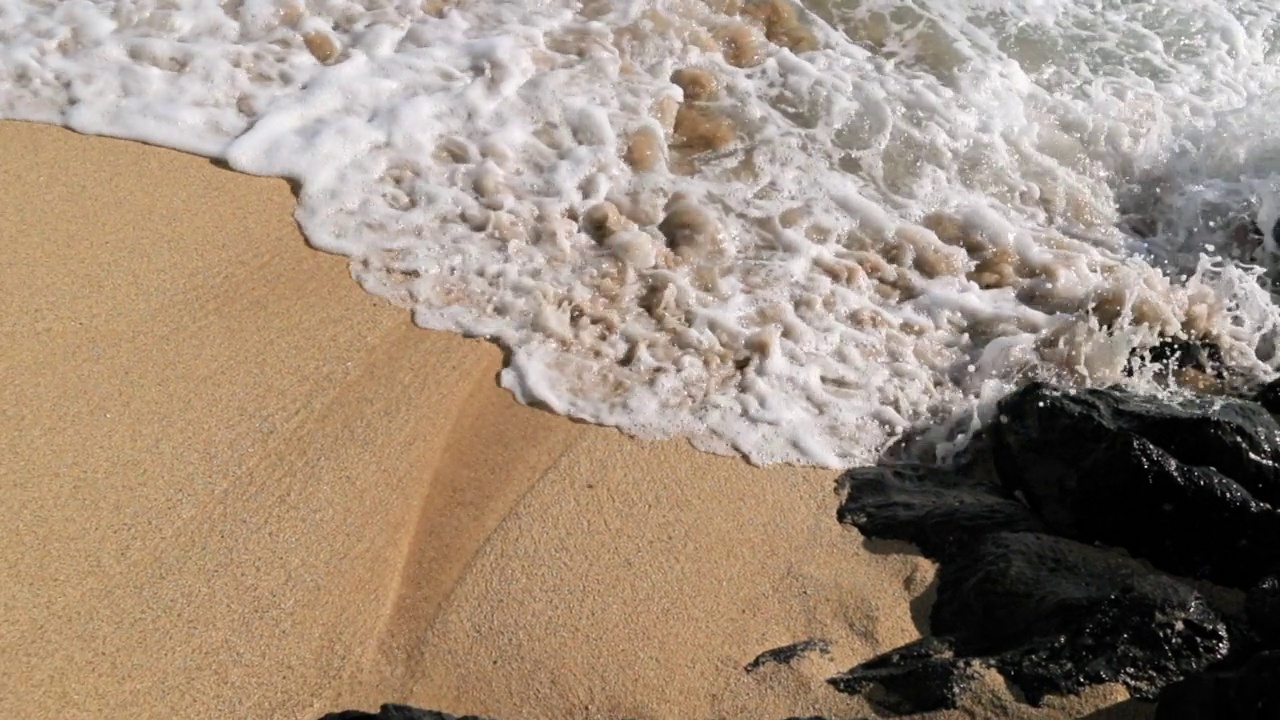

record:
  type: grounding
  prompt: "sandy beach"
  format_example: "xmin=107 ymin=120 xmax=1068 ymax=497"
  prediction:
xmin=0 ymin=121 xmax=1139 ymax=719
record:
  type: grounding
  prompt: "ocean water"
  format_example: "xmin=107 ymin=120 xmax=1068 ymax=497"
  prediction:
xmin=4 ymin=0 xmax=1280 ymax=467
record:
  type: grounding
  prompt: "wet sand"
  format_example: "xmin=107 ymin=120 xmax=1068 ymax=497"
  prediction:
xmin=0 ymin=121 xmax=1133 ymax=719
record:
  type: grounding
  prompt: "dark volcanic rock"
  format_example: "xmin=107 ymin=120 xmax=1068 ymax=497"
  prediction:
xmin=827 ymin=524 xmax=1231 ymax=709
xmin=745 ymin=638 xmax=832 ymax=672
xmin=996 ymin=382 xmax=1280 ymax=506
xmin=933 ymin=532 xmax=1230 ymax=704
xmin=1125 ymin=339 xmax=1225 ymax=379
xmin=831 ymin=381 xmax=1280 ymax=714
xmin=1256 ymin=378 xmax=1280 ymax=416
xmin=992 ymin=382 xmax=1280 ymax=586
xmin=828 ymin=637 xmax=975 ymax=714
xmin=1155 ymin=651 xmax=1280 ymax=720
xmin=838 ymin=462 xmax=1043 ymax=561
xmin=318 ymin=705 xmax=494 ymax=720
xmin=1247 ymin=575 xmax=1280 ymax=646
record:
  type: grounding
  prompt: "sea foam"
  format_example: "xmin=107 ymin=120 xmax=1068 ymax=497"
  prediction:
xmin=5 ymin=0 xmax=1280 ymax=466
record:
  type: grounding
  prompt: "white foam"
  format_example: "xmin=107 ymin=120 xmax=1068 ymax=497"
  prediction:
xmin=5 ymin=0 xmax=1280 ymax=467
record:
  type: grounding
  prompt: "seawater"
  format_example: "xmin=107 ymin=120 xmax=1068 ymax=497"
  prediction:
xmin=5 ymin=0 xmax=1280 ymax=466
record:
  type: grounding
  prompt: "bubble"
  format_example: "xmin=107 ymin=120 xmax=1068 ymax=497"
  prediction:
xmin=279 ymin=3 xmax=305 ymax=27
xmin=302 ymin=30 xmax=341 ymax=64
xmin=623 ymin=126 xmax=664 ymax=172
xmin=968 ymin=247 xmax=1020 ymax=289
xmin=605 ymin=230 xmax=658 ymax=269
xmin=672 ymin=105 xmax=736 ymax=153
xmin=581 ymin=201 xmax=627 ymax=241
xmin=659 ymin=200 xmax=722 ymax=261
xmin=741 ymin=0 xmax=818 ymax=53
xmin=651 ymin=95 xmax=680 ymax=133
xmin=671 ymin=67 xmax=720 ymax=102
xmin=716 ymin=22 xmax=764 ymax=68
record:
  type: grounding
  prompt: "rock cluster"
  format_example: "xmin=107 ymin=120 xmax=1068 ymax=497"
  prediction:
xmin=836 ymin=380 xmax=1280 ymax=716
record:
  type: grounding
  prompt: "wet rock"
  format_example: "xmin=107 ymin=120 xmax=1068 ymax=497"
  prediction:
xmin=1155 ymin=651 xmax=1280 ymax=720
xmin=1124 ymin=338 xmax=1224 ymax=379
xmin=828 ymin=530 xmax=1230 ymax=710
xmin=1254 ymin=378 xmax=1280 ymax=416
xmin=745 ymin=638 xmax=831 ymax=672
xmin=833 ymin=379 xmax=1275 ymax=712
xmin=934 ymin=532 xmax=1230 ymax=704
xmin=318 ymin=705 xmax=494 ymax=720
xmin=992 ymin=382 xmax=1280 ymax=586
xmin=1247 ymin=575 xmax=1280 ymax=646
xmin=828 ymin=637 xmax=975 ymax=714
xmin=837 ymin=462 xmax=1043 ymax=562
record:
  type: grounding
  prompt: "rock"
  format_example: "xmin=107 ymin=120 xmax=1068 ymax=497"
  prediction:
xmin=828 ymin=524 xmax=1229 ymax=710
xmin=1124 ymin=338 xmax=1224 ymax=379
xmin=1155 ymin=651 xmax=1280 ymax=720
xmin=1254 ymin=378 xmax=1280 ymax=416
xmin=318 ymin=705 xmax=495 ymax=720
xmin=934 ymin=532 xmax=1230 ymax=704
xmin=828 ymin=637 xmax=975 ymax=714
xmin=992 ymin=382 xmax=1280 ymax=586
xmin=745 ymin=638 xmax=832 ymax=672
xmin=830 ymin=381 xmax=1280 ymax=714
xmin=1247 ymin=575 xmax=1280 ymax=646
xmin=837 ymin=462 xmax=1044 ymax=562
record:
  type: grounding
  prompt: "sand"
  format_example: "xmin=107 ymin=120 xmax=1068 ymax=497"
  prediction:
xmin=0 ymin=121 xmax=1139 ymax=720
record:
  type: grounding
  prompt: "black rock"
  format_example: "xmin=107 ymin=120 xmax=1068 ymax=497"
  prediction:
xmin=318 ymin=705 xmax=494 ymax=720
xmin=1247 ymin=575 xmax=1280 ymax=647
xmin=933 ymin=532 xmax=1230 ymax=704
xmin=831 ymin=382 xmax=1280 ymax=714
xmin=1255 ymin=378 xmax=1280 ymax=417
xmin=992 ymin=382 xmax=1280 ymax=586
xmin=745 ymin=639 xmax=832 ymax=672
xmin=837 ymin=462 xmax=1043 ymax=562
xmin=1125 ymin=339 xmax=1225 ymax=379
xmin=828 ymin=637 xmax=975 ymax=714
xmin=828 ymin=523 xmax=1230 ymax=710
xmin=1156 ymin=651 xmax=1280 ymax=720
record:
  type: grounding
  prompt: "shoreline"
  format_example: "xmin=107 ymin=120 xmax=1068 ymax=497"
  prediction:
xmin=0 ymin=121 xmax=1130 ymax=719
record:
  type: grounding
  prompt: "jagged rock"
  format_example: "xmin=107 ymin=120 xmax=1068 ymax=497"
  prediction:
xmin=745 ymin=638 xmax=832 ymax=672
xmin=829 ymin=531 xmax=1230 ymax=710
xmin=318 ymin=705 xmax=494 ymax=720
xmin=837 ymin=462 xmax=1043 ymax=561
xmin=935 ymin=532 xmax=1230 ymax=704
xmin=1255 ymin=378 xmax=1280 ymax=416
xmin=1246 ymin=575 xmax=1280 ymax=646
xmin=1125 ymin=339 xmax=1225 ymax=379
xmin=1155 ymin=651 xmax=1280 ymax=720
xmin=828 ymin=637 xmax=975 ymax=714
xmin=992 ymin=382 xmax=1280 ymax=586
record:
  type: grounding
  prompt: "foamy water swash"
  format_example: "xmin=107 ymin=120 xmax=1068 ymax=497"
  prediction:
xmin=5 ymin=0 xmax=1280 ymax=466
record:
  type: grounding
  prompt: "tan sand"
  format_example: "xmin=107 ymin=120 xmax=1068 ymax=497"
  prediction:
xmin=0 ymin=121 xmax=1135 ymax=720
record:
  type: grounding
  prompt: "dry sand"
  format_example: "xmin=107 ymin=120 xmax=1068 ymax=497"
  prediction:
xmin=0 ymin=121 xmax=1140 ymax=719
